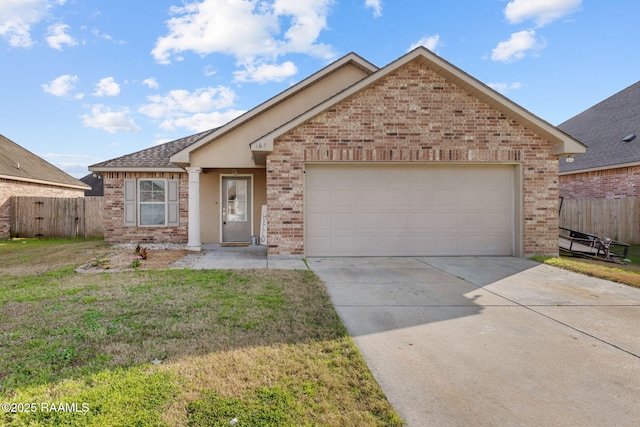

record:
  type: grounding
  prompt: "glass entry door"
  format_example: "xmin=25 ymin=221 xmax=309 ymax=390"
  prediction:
xmin=221 ymin=176 xmax=252 ymax=242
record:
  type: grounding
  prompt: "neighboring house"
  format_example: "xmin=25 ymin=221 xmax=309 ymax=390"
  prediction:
xmin=80 ymin=173 xmax=104 ymax=196
xmin=558 ymin=80 xmax=640 ymax=199
xmin=89 ymin=47 xmax=585 ymax=258
xmin=0 ymin=134 xmax=91 ymax=239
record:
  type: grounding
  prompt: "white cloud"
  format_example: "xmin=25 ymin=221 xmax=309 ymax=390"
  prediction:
xmin=234 ymin=61 xmax=297 ymax=83
xmin=408 ymin=34 xmax=440 ymax=52
xmin=39 ymin=152 xmax=94 ymax=177
xmin=0 ymin=0 xmax=67 ymax=47
xmin=505 ymin=0 xmax=582 ymax=27
xmin=151 ymin=0 xmax=335 ymax=83
xmin=81 ymin=104 xmax=140 ymax=133
xmin=491 ymin=30 xmax=544 ymax=62
xmin=93 ymin=77 xmax=121 ymax=97
xmin=142 ymin=78 xmax=159 ymax=89
xmin=42 ymin=74 xmax=80 ymax=97
xmin=365 ymin=0 xmax=382 ymax=17
xmin=487 ymin=82 xmax=522 ymax=94
xmin=140 ymin=86 xmax=236 ymax=117
xmin=46 ymin=23 xmax=76 ymax=50
xmin=204 ymin=65 xmax=217 ymax=77
xmin=139 ymin=86 xmax=240 ymax=131
xmin=165 ymin=110 xmax=246 ymax=132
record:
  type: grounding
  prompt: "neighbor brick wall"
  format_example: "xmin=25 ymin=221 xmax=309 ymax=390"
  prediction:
xmin=267 ymin=58 xmax=559 ymax=257
xmin=560 ymin=166 xmax=640 ymax=199
xmin=0 ymin=178 xmax=84 ymax=239
xmin=102 ymin=171 xmax=188 ymax=244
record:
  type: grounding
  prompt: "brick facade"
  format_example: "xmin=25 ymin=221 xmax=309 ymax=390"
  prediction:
xmin=560 ymin=166 xmax=640 ymax=199
xmin=102 ymin=171 xmax=189 ymax=244
xmin=267 ymin=59 xmax=560 ymax=257
xmin=0 ymin=178 xmax=85 ymax=239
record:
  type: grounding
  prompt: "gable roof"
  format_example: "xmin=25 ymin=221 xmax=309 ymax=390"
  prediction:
xmin=250 ymin=47 xmax=586 ymax=157
xmin=0 ymin=134 xmax=90 ymax=190
xmin=558 ymin=80 xmax=640 ymax=174
xmin=89 ymin=128 xmax=216 ymax=172
xmin=170 ymin=52 xmax=378 ymax=166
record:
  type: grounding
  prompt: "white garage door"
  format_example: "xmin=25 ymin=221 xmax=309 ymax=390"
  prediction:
xmin=305 ymin=164 xmax=515 ymax=256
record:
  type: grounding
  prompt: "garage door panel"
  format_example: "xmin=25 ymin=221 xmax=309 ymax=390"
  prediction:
xmin=332 ymin=192 xmax=358 ymax=210
xmin=332 ymin=213 xmax=357 ymax=230
xmin=459 ymin=234 xmax=511 ymax=255
xmin=359 ymin=213 xmax=383 ymax=230
xmin=358 ymin=191 xmax=382 ymax=208
xmin=307 ymin=215 xmax=331 ymax=232
xmin=307 ymin=235 xmax=331 ymax=254
xmin=307 ymin=191 xmax=332 ymax=210
xmin=305 ymin=165 xmax=514 ymax=256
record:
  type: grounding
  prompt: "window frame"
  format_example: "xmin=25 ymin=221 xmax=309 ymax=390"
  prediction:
xmin=137 ymin=178 xmax=168 ymax=227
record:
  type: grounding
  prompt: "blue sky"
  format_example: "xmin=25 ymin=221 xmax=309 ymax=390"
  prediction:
xmin=1 ymin=0 xmax=638 ymax=178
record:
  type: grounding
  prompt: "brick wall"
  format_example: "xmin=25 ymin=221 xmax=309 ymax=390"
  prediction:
xmin=0 ymin=178 xmax=84 ymax=239
xmin=267 ymin=58 xmax=559 ymax=257
xmin=102 ymin=171 xmax=188 ymax=244
xmin=560 ymin=166 xmax=640 ymax=199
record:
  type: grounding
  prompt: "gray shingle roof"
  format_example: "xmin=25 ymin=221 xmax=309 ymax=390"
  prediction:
xmin=558 ymin=81 xmax=640 ymax=173
xmin=80 ymin=173 xmax=104 ymax=196
xmin=89 ymin=129 xmax=216 ymax=170
xmin=0 ymin=134 xmax=89 ymax=189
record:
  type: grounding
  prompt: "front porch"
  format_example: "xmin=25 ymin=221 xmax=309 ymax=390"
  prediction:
xmin=185 ymin=167 xmax=267 ymax=251
xmin=180 ymin=243 xmax=306 ymax=269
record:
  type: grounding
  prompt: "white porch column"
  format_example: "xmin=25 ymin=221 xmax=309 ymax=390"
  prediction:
xmin=186 ymin=167 xmax=202 ymax=251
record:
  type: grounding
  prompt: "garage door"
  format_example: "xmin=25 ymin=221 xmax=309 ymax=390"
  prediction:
xmin=305 ymin=164 xmax=515 ymax=256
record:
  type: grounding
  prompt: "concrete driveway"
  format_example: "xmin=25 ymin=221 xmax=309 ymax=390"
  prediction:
xmin=308 ymin=257 xmax=640 ymax=426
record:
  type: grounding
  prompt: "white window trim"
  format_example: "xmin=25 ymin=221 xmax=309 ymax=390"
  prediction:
xmin=138 ymin=178 xmax=168 ymax=227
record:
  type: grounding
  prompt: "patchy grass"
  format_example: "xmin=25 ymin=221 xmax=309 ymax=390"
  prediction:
xmin=532 ymin=246 xmax=640 ymax=289
xmin=0 ymin=240 xmax=402 ymax=426
xmin=0 ymin=238 xmax=110 ymax=275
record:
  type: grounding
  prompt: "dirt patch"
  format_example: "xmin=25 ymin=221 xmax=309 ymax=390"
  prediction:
xmin=77 ymin=248 xmax=191 ymax=273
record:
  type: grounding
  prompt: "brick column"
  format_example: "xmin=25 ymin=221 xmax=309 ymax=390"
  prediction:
xmin=186 ymin=167 xmax=202 ymax=251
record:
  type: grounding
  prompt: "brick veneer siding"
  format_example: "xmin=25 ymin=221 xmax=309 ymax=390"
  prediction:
xmin=560 ymin=166 xmax=640 ymax=199
xmin=267 ymin=59 xmax=560 ymax=257
xmin=102 ymin=171 xmax=188 ymax=244
xmin=0 ymin=178 xmax=85 ymax=239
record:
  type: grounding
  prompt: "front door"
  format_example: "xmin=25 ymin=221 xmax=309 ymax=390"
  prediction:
xmin=221 ymin=176 xmax=252 ymax=242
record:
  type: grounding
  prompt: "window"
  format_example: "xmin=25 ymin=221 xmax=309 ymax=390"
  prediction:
xmin=139 ymin=180 xmax=166 ymax=225
xmin=226 ymin=179 xmax=247 ymax=221
xmin=124 ymin=178 xmax=179 ymax=227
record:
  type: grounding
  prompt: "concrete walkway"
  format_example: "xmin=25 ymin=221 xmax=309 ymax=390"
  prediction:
xmin=179 ymin=244 xmax=307 ymax=270
xmin=308 ymin=256 xmax=640 ymax=426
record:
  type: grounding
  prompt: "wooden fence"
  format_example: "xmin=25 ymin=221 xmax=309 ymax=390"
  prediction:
xmin=10 ymin=196 xmax=104 ymax=238
xmin=559 ymin=198 xmax=640 ymax=244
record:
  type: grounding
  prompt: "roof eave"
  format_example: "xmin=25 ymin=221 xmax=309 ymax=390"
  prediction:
xmin=250 ymin=47 xmax=587 ymax=156
xmin=0 ymin=173 xmax=91 ymax=191
xmin=88 ymin=166 xmax=185 ymax=173
xmin=560 ymin=160 xmax=640 ymax=175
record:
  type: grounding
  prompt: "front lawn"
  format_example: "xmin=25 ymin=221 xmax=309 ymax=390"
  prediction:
xmin=0 ymin=239 xmax=402 ymax=426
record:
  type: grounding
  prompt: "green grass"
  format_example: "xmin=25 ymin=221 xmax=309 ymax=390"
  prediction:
xmin=0 ymin=239 xmax=402 ymax=426
xmin=532 ymin=245 xmax=640 ymax=289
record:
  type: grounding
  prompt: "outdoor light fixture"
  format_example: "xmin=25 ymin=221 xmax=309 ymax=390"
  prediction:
xmin=565 ymin=154 xmax=574 ymax=163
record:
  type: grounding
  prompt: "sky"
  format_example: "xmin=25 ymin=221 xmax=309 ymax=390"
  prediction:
xmin=1 ymin=0 xmax=639 ymax=178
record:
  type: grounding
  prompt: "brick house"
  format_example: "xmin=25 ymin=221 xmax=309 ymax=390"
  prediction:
xmin=90 ymin=48 xmax=585 ymax=258
xmin=558 ymin=81 xmax=640 ymax=199
xmin=0 ymin=134 xmax=90 ymax=239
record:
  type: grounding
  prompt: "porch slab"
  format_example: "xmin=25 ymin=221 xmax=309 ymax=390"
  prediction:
xmin=188 ymin=244 xmax=307 ymax=270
